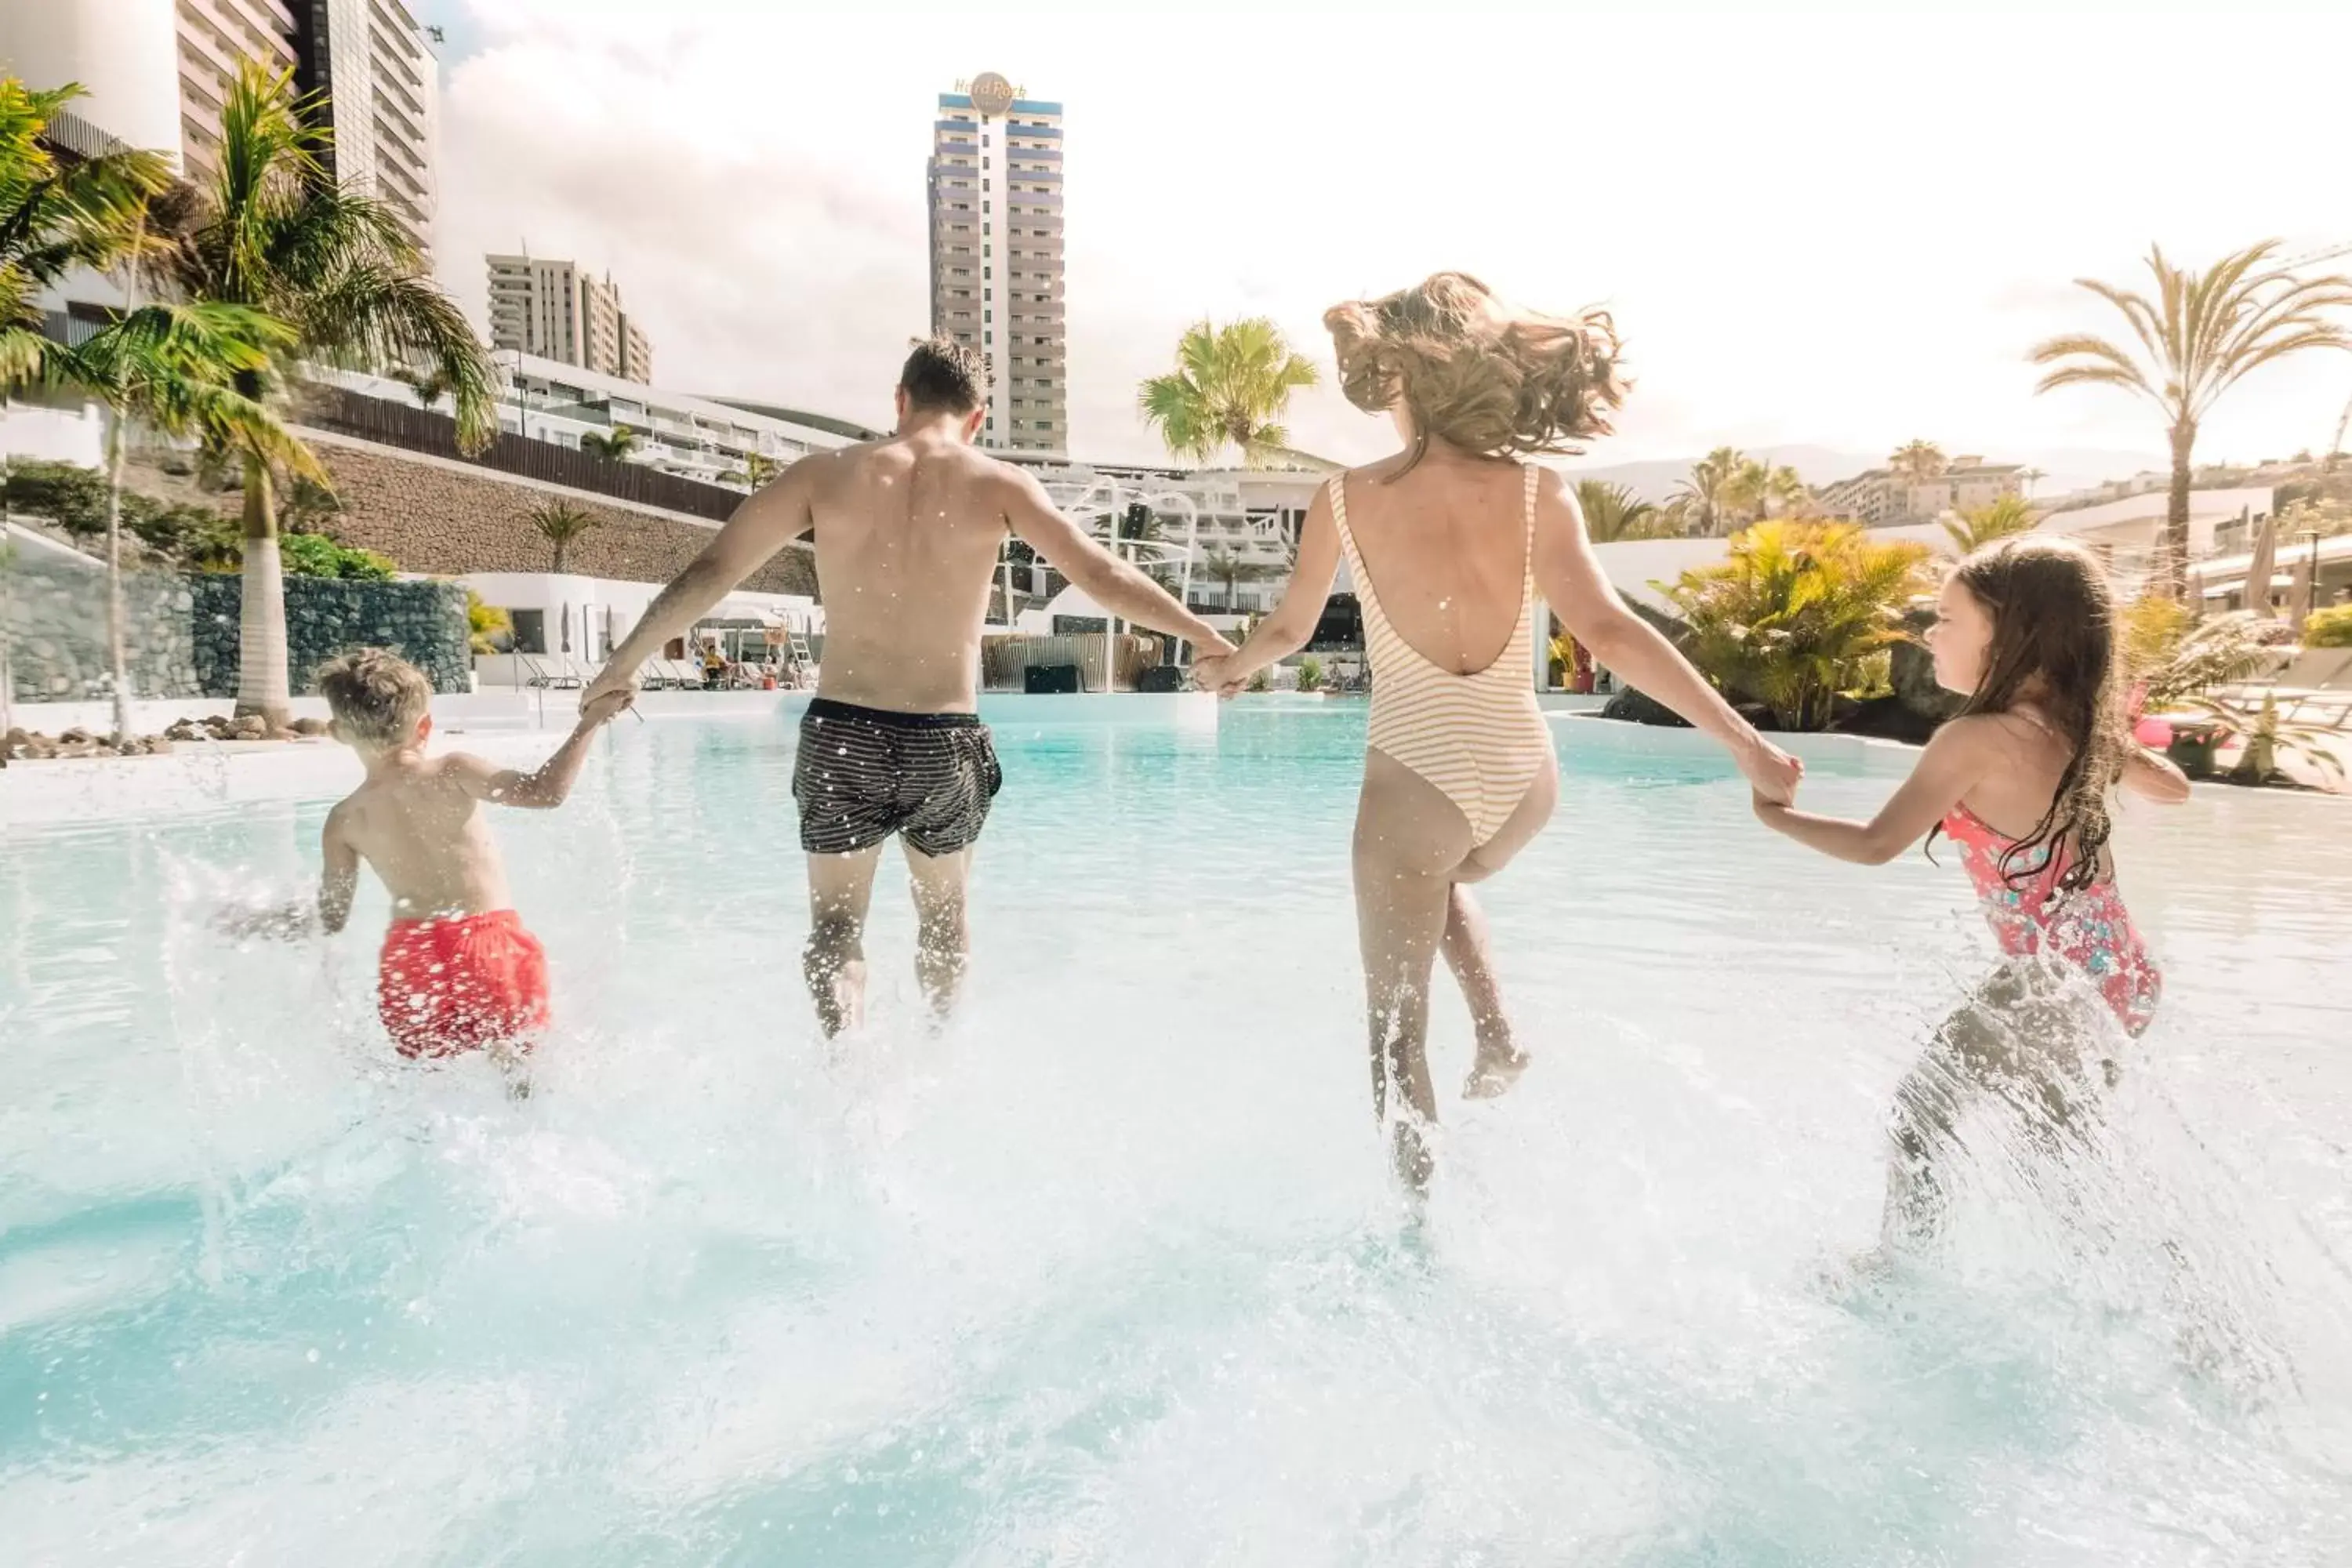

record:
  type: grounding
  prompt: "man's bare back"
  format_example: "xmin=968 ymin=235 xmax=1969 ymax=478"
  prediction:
xmin=589 ymin=413 xmax=1231 ymax=720
xmin=798 ymin=432 xmax=1030 ymax=714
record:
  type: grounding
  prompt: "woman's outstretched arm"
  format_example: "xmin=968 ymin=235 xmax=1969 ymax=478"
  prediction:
xmin=1530 ymin=467 xmax=1802 ymax=802
xmin=1194 ymin=482 xmax=1341 ymax=692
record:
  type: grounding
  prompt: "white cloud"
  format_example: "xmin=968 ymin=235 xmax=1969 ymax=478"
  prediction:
xmin=434 ymin=5 xmax=2352 ymax=470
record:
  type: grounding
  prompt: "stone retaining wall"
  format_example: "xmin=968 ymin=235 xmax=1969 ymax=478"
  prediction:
xmin=189 ymin=575 xmax=471 ymax=695
xmin=2 ymin=551 xmax=201 ymax=702
xmin=286 ymin=433 xmax=817 ymax=597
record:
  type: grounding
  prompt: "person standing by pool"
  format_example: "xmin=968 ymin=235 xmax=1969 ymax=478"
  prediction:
xmin=584 ymin=338 xmax=1235 ymax=1035
xmin=1750 ymin=538 xmax=2188 ymax=1249
xmin=1193 ymin=274 xmax=1803 ymax=1188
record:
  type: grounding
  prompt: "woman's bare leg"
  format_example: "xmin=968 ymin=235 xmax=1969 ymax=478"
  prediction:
xmin=1444 ymin=888 xmax=1524 ymax=1098
xmin=1353 ymin=750 xmax=1475 ymax=1189
xmin=1448 ymin=757 xmax=1556 ymax=1098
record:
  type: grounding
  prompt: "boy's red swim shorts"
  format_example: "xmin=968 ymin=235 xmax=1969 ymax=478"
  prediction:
xmin=376 ymin=909 xmax=550 ymax=1059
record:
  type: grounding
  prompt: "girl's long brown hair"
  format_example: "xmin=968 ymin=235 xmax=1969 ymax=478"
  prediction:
xmin=1930 ymin=537 xmax=2129 ymax=898
xmin=1323 ymin=272 xmax=1627 ymax=477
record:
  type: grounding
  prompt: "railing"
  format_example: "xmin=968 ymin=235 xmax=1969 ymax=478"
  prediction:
xmin=296 ymin=384 xmax=745 ymax=522
xmin=980 ymin=632 xmax=1162 ymax=691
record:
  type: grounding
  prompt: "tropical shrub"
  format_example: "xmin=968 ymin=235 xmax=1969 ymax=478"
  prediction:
xmin=1942 ymin=495 xmax=2038 ymax=554
xmin=278 ymin=532 xmax=395 ymax=579
xmin=1297 ymin=654 xmax=1324 ymax=692
xmin=2132 ymin=608 xmax=2278 ymax=709
xmin=2303 ymin=604 xmax=2352 ymax=648
xmin=1661 ymin=520 xmax=1931 ymax=730
xmin=467 ymin=590 xmax=513 ymax=655
xmin=2 ymin=459 xmax=110 ymax=537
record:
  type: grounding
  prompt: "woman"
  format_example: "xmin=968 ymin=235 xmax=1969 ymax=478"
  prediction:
xmin=1197 ymin=274 xmax=1802 ymax=1187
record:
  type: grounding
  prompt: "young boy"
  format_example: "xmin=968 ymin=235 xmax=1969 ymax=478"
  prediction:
xmin=300 ymin=649 xmax=630 ymax=1062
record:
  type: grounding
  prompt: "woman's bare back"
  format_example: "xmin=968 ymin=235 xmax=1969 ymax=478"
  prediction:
xmin=1339 ymin=452 xmax=1534 ymax=675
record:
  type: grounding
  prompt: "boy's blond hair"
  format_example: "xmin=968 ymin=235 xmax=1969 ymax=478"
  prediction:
xmin=318 ymin=649 xmax=432 ymax=746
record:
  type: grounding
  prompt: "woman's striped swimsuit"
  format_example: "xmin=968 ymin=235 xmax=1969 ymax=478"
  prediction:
xmin=1330 ymin=465 xmax=1552 ymax=844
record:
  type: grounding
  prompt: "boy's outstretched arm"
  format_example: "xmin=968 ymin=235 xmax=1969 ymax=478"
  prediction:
xmin=454 ymin=691 xmax=633 ymax=810
xmin=585 ymin=463 xmax=818 ymax=706
xmin=318 ymin=805 xmax=359 ymax=935
xmin=213 ymin=806 xmax=358 ymax=940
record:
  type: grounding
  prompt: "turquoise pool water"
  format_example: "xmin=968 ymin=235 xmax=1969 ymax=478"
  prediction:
xmin=3 ymin=701 xmax=2349 ymax=1565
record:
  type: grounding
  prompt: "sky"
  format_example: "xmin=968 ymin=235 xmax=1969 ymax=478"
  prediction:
xmin=416 ymin=3 xmax=2352 ymax=477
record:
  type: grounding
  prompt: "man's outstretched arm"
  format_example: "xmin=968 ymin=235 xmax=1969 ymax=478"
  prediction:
xmin=1001 ymin=469 xmax=1233 ymax=652
xmin=585 ymin=463 xmax=818 ymax=703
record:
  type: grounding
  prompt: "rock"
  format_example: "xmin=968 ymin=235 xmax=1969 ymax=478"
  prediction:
xmin=2 ymin=728 xmax=29 ymax=759
xmin=145 ymin=736 xmax=172 ymax=755
xmin=1837 ymin=694 xmax=1944 ymax=745
xmin=291 ymin=717 xmax=330 ymax=737
xmin=1599 ymin=688 xmax=1693 ymax=728
xmin=229 ymin=715 xmax=270 ymax=740
xmin=165 ymin=717 xmax=205 ymax=742
xmin=202 ymin=713 xmax=235 ymax=735
xmin=58 ymin=727 xmax=92 ymax=745
xmin=1887 ymin=605 xmax=1962 ymax=730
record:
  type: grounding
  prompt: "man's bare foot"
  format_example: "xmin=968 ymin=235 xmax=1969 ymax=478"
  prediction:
xmin=1462 ymin=1037 xmax=1530 ymax=1100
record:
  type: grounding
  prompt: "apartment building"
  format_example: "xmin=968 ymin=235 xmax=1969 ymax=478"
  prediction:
xmin=486 ymin=256 xmax=655 ymax=383
xmin=927 ymin=73 xmax=1066 ymax=453
xmin=1817 ymin=456 xmax=2025 ymax=525
xmin=0 ymin=0 xmax=439 ymax=259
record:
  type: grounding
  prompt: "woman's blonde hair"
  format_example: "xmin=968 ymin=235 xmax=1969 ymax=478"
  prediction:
xmin=1323 ymin=271 xmax=1626 ymax=476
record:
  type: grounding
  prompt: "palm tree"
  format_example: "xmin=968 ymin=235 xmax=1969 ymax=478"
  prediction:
xmin=724 ymin=449 xmax=779 ymax=488
xmin=527 ymin=499 xmax=599 ymax=574
xmin=1667 ymin=446 xmax=1748 ymax=536
xmin=2 ymin=79 xmax=309 ymax=742
xmin=1940 ymin=494 xmax=2038 ymax=554
xmin=1889 ymin=440 xmax=1947 ymax=482
xmin=1138 ymin=318 xmax=1319 ymax=467
xmin=2031 ymin=241 xmax=2352 ymax=593
xmin=1198 ymin=546 xmax=1280 ymax=610
xmin=152 ymin=62 xmax=495 ymax=725
xmin=1723 ymin=457 xmax=1808 ymax=524
xmin=581 ymin=424 xmax=639 ymax=461
xmin=2019 ymin=466 xmax=2048 ymax=498
xmin=1573 ymin=478 xmax=1668 ymax=543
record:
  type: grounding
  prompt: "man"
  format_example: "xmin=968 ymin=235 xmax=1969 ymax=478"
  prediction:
xmin=586 ymin=337 xmax=1233 ymax=1034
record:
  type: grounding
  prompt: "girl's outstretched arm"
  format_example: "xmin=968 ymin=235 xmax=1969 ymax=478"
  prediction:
xmin=1195 ymin=482 xmax=1341 ymax=692
xmin=2122 ymin=745 xmax=2190 ymax=803
xmin=1753 ymin=716 xmax=2002 ymax=864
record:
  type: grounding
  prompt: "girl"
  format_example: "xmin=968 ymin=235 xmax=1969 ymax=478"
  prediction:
xmin=1751 ymin=537 xmax=2190 ymax=1246
xmin=1195 ymin=274 xmax=1802 ymax=1188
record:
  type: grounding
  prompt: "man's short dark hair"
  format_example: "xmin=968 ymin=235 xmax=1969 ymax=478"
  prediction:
xmin=898 ymin=336 xmax=989 ymax=415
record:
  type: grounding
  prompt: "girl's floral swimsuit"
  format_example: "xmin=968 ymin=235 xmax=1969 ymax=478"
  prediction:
xmin=1940 ymin=802 xmax=2160 ymax=1036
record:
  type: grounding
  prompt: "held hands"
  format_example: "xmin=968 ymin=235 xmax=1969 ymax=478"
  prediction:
xmin=1738 ymin=735 xmax=1803 ymax=807
xmin=580 ymin=663 xmax=638 ymax=711
xmin=578 ymin=688 xmax=637 ymax=729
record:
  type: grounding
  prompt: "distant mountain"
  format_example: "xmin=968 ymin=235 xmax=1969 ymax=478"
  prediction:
xmin=1563 ymin=445 xmax=2166 ymax=505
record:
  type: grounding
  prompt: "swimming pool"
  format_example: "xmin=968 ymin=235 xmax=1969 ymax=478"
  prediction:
xmin=3 ymin=700 xmax=2348 ymax=1565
